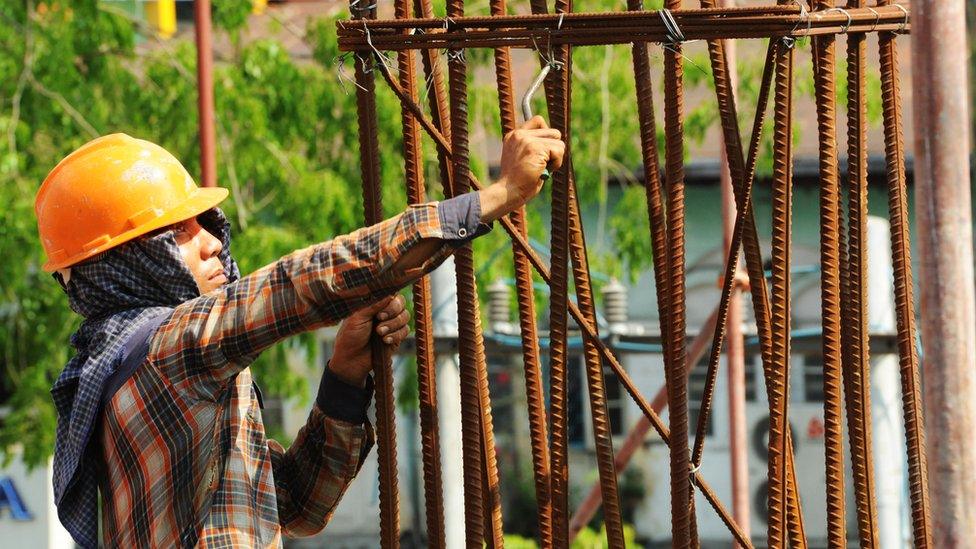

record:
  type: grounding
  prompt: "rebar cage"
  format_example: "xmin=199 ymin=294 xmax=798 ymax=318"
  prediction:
xmin=336 ymin=1 xmax=926 ymax=547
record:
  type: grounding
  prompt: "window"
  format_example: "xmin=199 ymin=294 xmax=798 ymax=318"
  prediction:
xmin=602 ymin=364 xmax=625 ymax=437
xmin=688 ymin=358 xmax=715 ymax=438
xmin=803 ymin=354 xmax=825 ymax=403
xmin=567 ymin=354 xmax=586 ymax=446
xmin=745 ymin=354 xmax=760 ymax=402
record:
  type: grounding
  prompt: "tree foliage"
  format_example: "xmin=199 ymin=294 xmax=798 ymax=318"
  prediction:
xmin=0 ymin=0 xmax=880 ymax=466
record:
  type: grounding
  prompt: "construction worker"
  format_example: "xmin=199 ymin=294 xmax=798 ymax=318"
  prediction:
xmin=35 ymin=117 xmax=564 ymax=548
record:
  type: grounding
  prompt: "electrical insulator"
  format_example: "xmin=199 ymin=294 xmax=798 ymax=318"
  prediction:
xmin=603 ymin=278 xmax=628 ymax=325
xmin=487 ymin=278 xmax=511 ymax=329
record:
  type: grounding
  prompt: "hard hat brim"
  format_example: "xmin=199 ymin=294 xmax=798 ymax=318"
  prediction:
xmin=42 ymin=186 xmax=230 ymax=272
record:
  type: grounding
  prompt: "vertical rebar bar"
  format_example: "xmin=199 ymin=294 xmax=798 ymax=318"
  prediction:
xmin=350 ymin=1 xmax=399 ymax=545
xmin=394 ymin=0 xmax=445 ymax=544
xmin=443 ymin=0 xmax=496 ymax=545
xmin=661 ymin=0 xmax=693 ymax=541
xmin=487 ymin=0 xmax=553 ymax=544
xmin=809 ymin=6 xmax=852 ymax=545
xmin=766 ymin=34 xmax=794 ymax=549
xmin=879 ymin=0 xmax=936 ymax=548
xmin=839 ymin=2 xmax=881 ymax=544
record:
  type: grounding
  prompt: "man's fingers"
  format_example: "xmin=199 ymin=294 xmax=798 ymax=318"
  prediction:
xmin=377 ymin=307 xmax=410 ymax=335
xmin=546 ymin=138 xmax=566 ymax=170
xmin=521 ymin=115 xmax=549 ymax=130
xmin=362 ymin=296 xmax=395 ymax=318
xmin=376 ymin=295 xmax=405 ymax=321
xmin=524 ymin=128 xmax=561 ymax=140
xmin=383 ymin=325 xmax=410 ymax=345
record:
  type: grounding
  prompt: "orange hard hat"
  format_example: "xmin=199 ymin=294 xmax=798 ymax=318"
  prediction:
xmin=35 ymin=133 xmax=228 ymax=272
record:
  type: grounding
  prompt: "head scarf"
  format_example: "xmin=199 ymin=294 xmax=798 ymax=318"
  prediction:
xmin=51 ymin=208 xmax=239 ymax=548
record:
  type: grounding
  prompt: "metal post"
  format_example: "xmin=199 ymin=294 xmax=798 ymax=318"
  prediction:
xmin=194 ymin=0 xmax=217 ymax=188
xmin=431 ymin=258 xmax=466 ymax=549
xmin=911 ymin=0 xmax=976 ymax=544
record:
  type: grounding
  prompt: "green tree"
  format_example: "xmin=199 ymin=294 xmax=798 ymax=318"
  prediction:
xmin=0 ymin=0 xmax=880 ymax=467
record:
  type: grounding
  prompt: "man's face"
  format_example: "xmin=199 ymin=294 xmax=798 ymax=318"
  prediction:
xmin=174 ymin=216 xmax=227 ymax=294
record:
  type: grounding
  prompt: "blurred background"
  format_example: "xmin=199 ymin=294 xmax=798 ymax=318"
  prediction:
xmin=1 ymin=1 xmax=974 ymax=547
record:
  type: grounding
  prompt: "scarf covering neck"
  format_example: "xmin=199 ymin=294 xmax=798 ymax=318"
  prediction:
xmin=51 ymin=208 xmax=240 ymax=548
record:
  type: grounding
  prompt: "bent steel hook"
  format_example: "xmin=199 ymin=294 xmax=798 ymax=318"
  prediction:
xmin=521 ymin=63 xmax=554 ymax=180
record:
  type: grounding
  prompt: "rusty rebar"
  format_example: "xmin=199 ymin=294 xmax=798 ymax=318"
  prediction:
xmin=809 ymin=6 xmax=851 ymax=546
xmin=839 ymin=2 xmax=881 ymax=545
xmin=336 ymin=6 xmax=912 ymax=52
xmin=766 ymin=31 xmax=794 ymax=549
xmin=350 ymin=1 xmax=400 ymax=545
xmin=879 ymin=6 xmax=934 ymax=545
xmin=487 ymin=0 xmax=553 ymax=545
xmin=374 ymin=62 xmax=754 ymax=548
xmin=394 ymin=0 xmax=445 ymax=544
xmin=520 ymin=0 xmax=626 ymax=544
xmin=444 ymin=0 xmax=499 ymax=545
xmin=660 ymin=2 xmax=694 ymax=543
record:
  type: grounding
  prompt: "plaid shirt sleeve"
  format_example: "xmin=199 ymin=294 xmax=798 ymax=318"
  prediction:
xmin=151 ymin=194 xmax=489 ymax=401
xmin=268 ymin=403 xmax=375 ymax=537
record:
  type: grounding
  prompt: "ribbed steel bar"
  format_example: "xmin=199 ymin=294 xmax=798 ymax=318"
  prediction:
xmin=568 ymin=307 xmax=734 ymax=543
xmin=660 ymin=0 xmax=694 ymax=543
xmin=373 ymin=63 xmax=749 ymax=547
xmin=487 ymin=0 xmax=553 ymax=544
xmin=412 ymin=0 xmax=455 ymax=197
xmin=689 ymin=27 xmax=764 ymax=461
xmin=878 ymin=5 xmax=934 ymax=545
xmin=543 ymin=32 xmax=572 ymax=549
xmin=809 ymin=5 xmax=851 ymax=545
xmin=840 ymin=2 xmax=881 ymax=545
xmin=350 ymin=2 xmax=399 ymax=546
xmin=338 ymin=5 xmax=909 ymax=33
xmin=336 ymin=6 xmax=912 ymax=51
xmin=443 ymin=0 xmax=500 ymax=544
xmin=395 ymin=0 xmax=445 ymax=544
xmin=628 ymin=0 xmax=672 ymax=466
xmin=566 ymin=185 xmax=627 ymax=547
xmin=520 ymin=0 xmax=625 ymax=544
xmin=766 ymin=30 xmax=794 ymax=549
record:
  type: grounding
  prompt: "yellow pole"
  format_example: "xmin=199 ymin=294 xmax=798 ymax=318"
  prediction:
xmin=144 ymin=0 xmax=176 ymax=39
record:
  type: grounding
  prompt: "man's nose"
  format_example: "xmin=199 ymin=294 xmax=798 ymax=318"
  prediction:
xmin=201 ymin=229 xmax=223 ymax=259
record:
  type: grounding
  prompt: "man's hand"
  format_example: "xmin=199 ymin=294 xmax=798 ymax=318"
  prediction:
xmin=479 ymin=116 xmax=566 ymax=222
xmin=329 ymin=295 xmax=410 ymax=387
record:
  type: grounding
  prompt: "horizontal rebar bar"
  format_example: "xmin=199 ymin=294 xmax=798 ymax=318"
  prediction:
xmin=337 ymin=5 xmax=909 ymax=51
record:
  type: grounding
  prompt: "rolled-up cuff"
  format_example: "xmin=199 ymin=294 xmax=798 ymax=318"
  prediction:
xmin=437 ymin=191 xmax=493 ymax=242
xmin=316 ymin=366 xmax=375 ymax=424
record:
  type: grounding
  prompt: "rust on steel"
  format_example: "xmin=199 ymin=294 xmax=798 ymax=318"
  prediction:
xmin=809 ymin=1 xmax=853 ymax=544
xmin=344 ymin=5 xmax=930 ymax=542
xmin=518 ymin=0 xmax=576 ymax=544
xmin=349 ymin=0 xmax=400 ymax=546
xmin=487 ymin=0 xmax=553 ymax=543
xmin=569 ymin=307 xmax=731 ymax=544
xmin=520 ymin=0 xmax=626 ymax=543
xmin=372 ymin=65 xmax=751 ymax=546
xmin=660 ymin=1 xmax=694 ymax=545
xmin=766 ymin=26 xmax=794 ymax=548
xmin=394 ymin=0 xmax=445 ymax=544
xmin=880 ymin=0 xmax=934 ymax=544
xmin=839 ymin=0 xmax=880 ymax=545
xmin=444 ymin=0 xmax=505 ymax=544
xmin=335 ymin=5 xmax=912 ymax=51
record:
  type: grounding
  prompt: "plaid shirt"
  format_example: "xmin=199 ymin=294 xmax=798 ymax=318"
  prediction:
xmin=95 ymin=194 xmax=488 ymax=547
